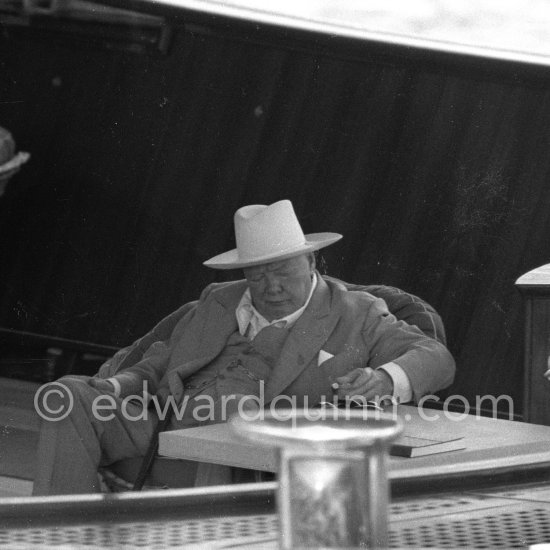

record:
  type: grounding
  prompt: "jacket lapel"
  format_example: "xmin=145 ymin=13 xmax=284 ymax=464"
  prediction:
xmin=169 ymin=281 xmax=245 ymax=379
xmin=264 ymin=276 xmax=340 ymax=403
xmin=197 ymin=283 xmax=244 ymax=357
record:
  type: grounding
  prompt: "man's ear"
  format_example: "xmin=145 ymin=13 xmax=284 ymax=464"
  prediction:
xmin=309 ymin=252 xmax=316 ymax=272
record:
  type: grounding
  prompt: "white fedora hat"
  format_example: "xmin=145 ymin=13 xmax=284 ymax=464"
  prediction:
xmin=204 ymin=199 xmax=342 ymax=270
xmin=0 ymin=126 xmax=30 ymax=197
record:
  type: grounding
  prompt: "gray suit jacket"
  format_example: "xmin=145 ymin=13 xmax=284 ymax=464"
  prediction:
xmin=98 ymin=275 xmax=455 ymax=404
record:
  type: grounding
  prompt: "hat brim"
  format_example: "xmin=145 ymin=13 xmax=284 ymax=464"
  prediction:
xmin=0 ymin=151 xmax=30 ymax=177
xmin=204 ymin=232 xmax=343 ymax=270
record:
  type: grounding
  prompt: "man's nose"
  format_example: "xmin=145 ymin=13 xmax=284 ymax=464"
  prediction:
xmin=265 ymin=275 xmax=282 ymax=294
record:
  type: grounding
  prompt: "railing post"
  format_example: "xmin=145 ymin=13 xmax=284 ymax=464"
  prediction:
xmin=515 ymin=264 xmax=550 ymax=425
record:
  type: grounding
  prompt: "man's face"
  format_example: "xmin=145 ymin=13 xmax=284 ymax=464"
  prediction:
xmin=243 ymin=253 xmax=315 ymax=322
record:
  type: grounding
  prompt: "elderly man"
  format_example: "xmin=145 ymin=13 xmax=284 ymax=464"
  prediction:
xmin=33 ymin=200 xmax=455 ymax=495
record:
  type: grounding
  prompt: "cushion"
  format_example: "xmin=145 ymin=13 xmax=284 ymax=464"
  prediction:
xmin=325 ymin=276 xmax=446 ymax=345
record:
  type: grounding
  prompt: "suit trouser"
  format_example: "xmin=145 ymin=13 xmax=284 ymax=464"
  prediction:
xmin=32 ymin=376 xmax=158 ymax=496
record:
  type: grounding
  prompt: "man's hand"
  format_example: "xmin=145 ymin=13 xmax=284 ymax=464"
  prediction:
xmin=332 ymin=367 xmax=394 ymax=403
xmin=88 ymin=378 xmax=117 ymax=394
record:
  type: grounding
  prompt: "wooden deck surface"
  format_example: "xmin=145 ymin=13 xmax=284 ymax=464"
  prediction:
xmin=0 ymin=377 xmax=41 ymax=496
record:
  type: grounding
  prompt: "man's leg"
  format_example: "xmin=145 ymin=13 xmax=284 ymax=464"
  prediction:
xmin=32 ymin=376 xmax=157 ymax=496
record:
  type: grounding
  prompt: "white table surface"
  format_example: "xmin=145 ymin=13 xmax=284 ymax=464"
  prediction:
xmin=159 ymin=405 xmax=550 ymax=480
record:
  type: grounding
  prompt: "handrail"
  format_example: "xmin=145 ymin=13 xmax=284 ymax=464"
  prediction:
xmin=0 ymin=328 xmax=119 ymax=356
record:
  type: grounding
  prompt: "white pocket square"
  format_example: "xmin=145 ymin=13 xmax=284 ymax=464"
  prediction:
xmin=318 ymin=350 xmax=334 ymax=366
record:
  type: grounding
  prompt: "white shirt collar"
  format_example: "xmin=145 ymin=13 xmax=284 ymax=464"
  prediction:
xmin=236 ymin=272 xmax=318 ymax=339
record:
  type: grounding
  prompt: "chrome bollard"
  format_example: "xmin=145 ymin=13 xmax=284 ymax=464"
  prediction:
xmin=231 ymin=409 xmax=402 ymax=549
